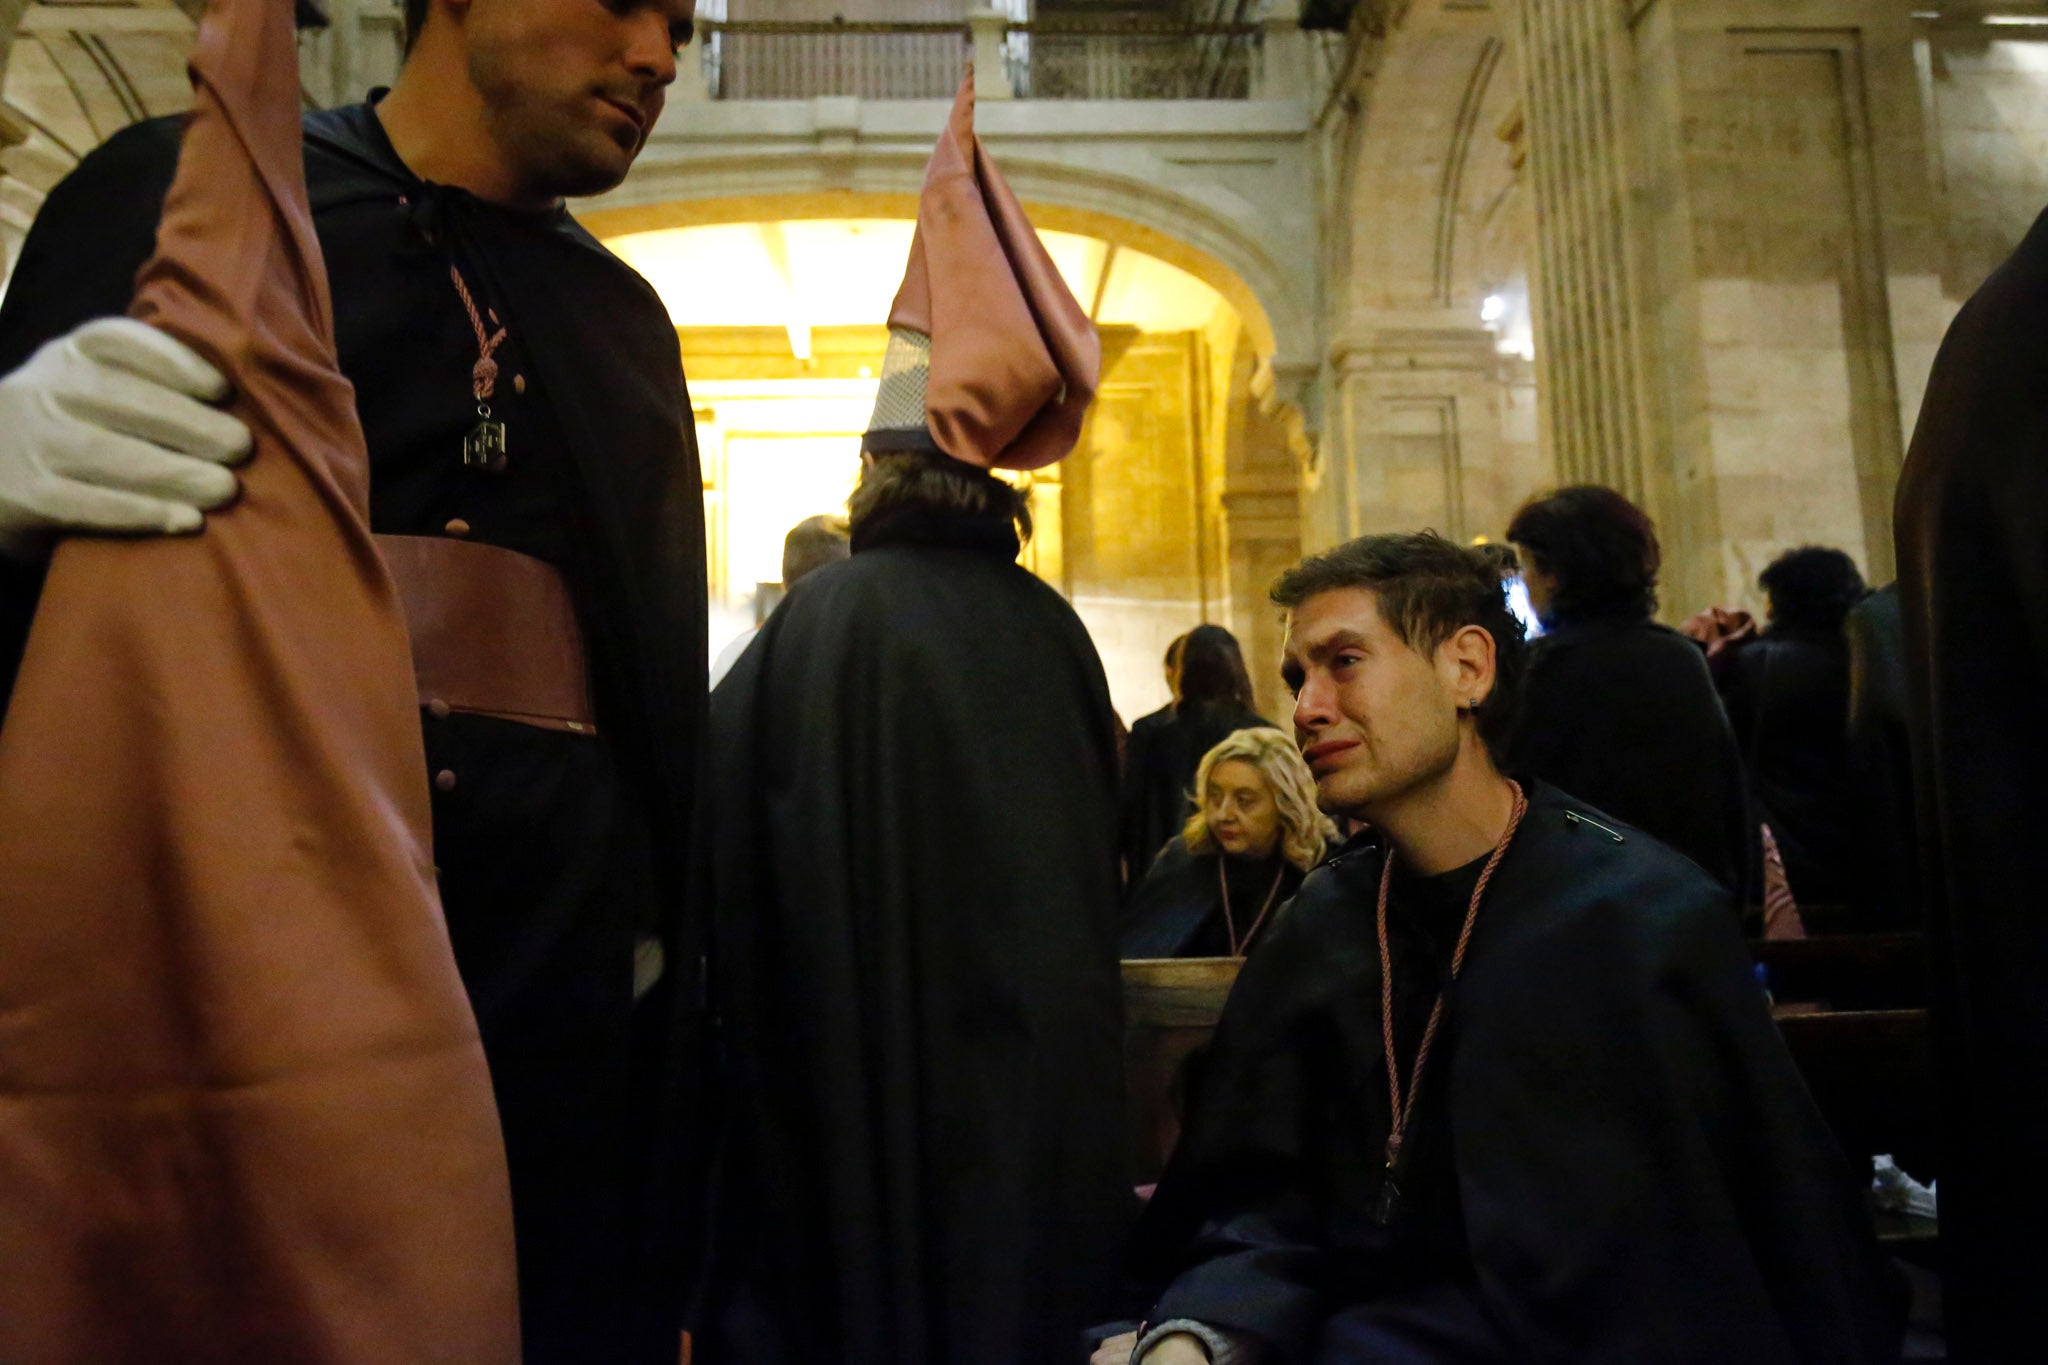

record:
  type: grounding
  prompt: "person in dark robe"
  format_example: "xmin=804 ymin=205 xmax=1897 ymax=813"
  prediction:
xmin=1717 ymin=546 xmax=1866 ymax=908
xmin=1844 ymin=584 xmax=1919 ymax=930
xmin=1506 ymin=484 xmax=1752 ymax=898
xmin=1122 ymin=623 xmax=1276 ymax=884
xmin=1099 ymin=531 xmax=1897 ymax=1365
xmin=697 ymin=77 xmax=1132 ymax=1365
xmin=0 ymin=0 xmax=706 ymax=1356
xmin=1894 ymin=199 xmax=2048 ymax=1358
xmin=709 ymin=512 xmax=850 ymax=687
xmin=1122 ymin=726 xmax=1338 ymax=959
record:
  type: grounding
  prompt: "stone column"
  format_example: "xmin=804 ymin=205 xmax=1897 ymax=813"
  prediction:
xmin=1255 ymin=0 xmax=1311 ymax=101
xmin=1507 ymin=0 xmax=1940 ymax=611
xmin=1326 ymin=325 xmax=1519 ymax=547
xmin=1505 ymin=0 xmax=1648 ymax=501
xmin=968 ymin=9 xmax=1012 ymax=100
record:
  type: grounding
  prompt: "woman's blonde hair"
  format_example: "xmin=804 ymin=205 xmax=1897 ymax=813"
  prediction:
xmin=1183 ymin=727 xmax=1340 ymax=872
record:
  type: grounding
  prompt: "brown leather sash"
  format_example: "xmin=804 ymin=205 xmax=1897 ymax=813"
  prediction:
xmin=376 ymin=534 xmax=596 ymax=735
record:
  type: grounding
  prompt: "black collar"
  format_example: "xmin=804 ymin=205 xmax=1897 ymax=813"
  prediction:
xmin=849 ymin=502 xmax=1022 ymax=561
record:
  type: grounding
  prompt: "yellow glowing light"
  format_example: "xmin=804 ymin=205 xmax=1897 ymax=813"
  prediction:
xmin=606 ymin=218 xmax=1225 ymax=334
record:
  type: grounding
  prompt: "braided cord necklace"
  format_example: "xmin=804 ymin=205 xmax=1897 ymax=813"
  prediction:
xmin=1217 ymin=857 xmax=1287 ymax=958
xmin=1370 ymin=778 xmax=1528 ymax=1226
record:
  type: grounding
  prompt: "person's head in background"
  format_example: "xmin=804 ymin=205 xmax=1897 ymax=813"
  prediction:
xmin=1176 ymin=624 xmax=1256 ymax=716
xmin=1184 ymin=727 xmax=1339 ymax=870
xmin=782 ymin=514 xmax=850 ymax=590
xmin=1505 ymin=485 xmax=1660 ymax=631
xmin=1758 ymin=547 xmax=1865 ymax=636
xmin=848 ymin=450 xmax=1033 ymax=545
xmin=1162 ymin=633 xmax=1190 ymax=706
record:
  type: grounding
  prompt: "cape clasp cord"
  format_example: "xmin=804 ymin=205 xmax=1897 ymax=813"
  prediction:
xmin=1372 ymin=779 xmax=1529 ymax=1226
xmin=450 ymin=261 xmax=511 ymax=473
xmin=1218 ymin=858 xmax=1286 ymax=958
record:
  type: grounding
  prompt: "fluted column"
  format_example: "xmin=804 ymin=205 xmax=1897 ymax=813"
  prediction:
xmin=1507 ymin=0 xmax=1647 ymax=502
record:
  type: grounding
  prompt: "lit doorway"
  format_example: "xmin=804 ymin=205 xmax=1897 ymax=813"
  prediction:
xmin=695 ymin=378 xmax=872 ymax=663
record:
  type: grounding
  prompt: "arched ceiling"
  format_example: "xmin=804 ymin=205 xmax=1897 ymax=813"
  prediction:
xmin=608 ymin=216 xmax=1233 ymax=358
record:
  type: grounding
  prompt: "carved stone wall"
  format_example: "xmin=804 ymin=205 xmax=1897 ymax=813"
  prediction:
xmin=1306 ymin=0 xmax=1548 ymax=564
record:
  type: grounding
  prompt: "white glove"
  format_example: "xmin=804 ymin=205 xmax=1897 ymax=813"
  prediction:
xmin=0 ymin=316 xmax=253 ymax=562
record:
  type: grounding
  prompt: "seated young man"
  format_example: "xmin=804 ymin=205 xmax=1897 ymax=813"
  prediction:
xmin=1103 ymin=532 xmax=1899 ymax=1365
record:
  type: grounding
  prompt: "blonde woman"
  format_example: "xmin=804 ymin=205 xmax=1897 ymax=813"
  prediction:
xmin=1121 ymin=727 xmax=1341 ymax=959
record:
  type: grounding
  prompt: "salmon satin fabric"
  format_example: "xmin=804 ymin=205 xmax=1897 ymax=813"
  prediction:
xmin=888 ymin=76 xmax=1100 ymax=473
xmin=0 ymin=0 xmax=520 ymax=1357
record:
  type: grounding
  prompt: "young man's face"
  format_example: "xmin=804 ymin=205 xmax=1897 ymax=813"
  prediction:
xmin=1281 ymin=587 xmax=1468 ymax=819
xmin=465 ymin=0 xmax=694 ymax=199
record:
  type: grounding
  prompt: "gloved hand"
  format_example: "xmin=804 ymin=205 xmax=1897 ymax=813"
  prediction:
xmin=0 ymin=316 xmax=253 ymax=562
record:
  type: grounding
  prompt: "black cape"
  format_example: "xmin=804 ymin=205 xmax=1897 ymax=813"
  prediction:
xmin=1120 ymin=700 xmax=1275 ymax=884
xmin=1509 ymin=617 xmax=1751 ymax=898
xmin=1121 ymin=835 xmax=1305 ymax=959
xmin=1843 ymin=587 xmax=1918 ymax=930
xmin=1895 ymin=200 xmax=2048 ymax=1358
xmin=0 ymin=105 xmax=708 ymax=1361
xmin=699 ymin=503 xmax=1134 ymax=1364
xmin=1135 ymin=781 xmax=1897 ymax=1364
xmin=1720 ymin=628 xmax=1857 ymax=905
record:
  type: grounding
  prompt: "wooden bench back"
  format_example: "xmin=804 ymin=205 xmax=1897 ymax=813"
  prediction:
xmin=1122 ymin=957 xmax=1241 ymax=1184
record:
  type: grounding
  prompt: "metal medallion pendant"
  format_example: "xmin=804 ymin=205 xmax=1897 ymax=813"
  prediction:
xmin=1371 ymin=1162 xmax=1402 ymax=1227
xmin=464 ymin=405 xmax=509 ymax=474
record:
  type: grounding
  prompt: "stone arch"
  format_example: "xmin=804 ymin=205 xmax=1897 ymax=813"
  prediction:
xmin=579 ymin=144 xmax=1315 ymax=384
xmin=1314 ymin=0 xmax=1546 ymax=553
xmin=580 ymin=183 xmax=1308 ymax=721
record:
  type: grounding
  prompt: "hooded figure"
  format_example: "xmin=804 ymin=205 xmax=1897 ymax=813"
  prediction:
xmin=698 ymin=76 xmax=1133 ymax=1365
xmin=0 ymin=0 xmax=518 ymax=1355
xmin=1895 ymin=201 xmax=2048 ymax=1357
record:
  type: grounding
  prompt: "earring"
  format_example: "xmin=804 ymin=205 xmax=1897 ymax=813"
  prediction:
xmin=1468 ymin=696 xmax=1483 ymax=710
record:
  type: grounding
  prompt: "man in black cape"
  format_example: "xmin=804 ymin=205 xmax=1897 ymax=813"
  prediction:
xmin=0 ymin=0 xmax=706 ymax=1356
xmin=697 ymin=78 xmax=1133 ymax=1365
xmin=1106 ymin=533 xmax=1897 ymax=1365
xmin=1894 ymin=201 xmax=2048 ymax=1357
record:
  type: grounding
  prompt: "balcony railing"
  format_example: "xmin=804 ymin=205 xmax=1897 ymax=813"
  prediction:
xmin=699 ymin=19 xmax=1263 ymax=101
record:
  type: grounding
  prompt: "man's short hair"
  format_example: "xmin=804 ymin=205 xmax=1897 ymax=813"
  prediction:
xmin=403 ymin=0 xmax=428 ymax=52
xmin=1271 ymin=531 xmax=1527 ymax=758
xmin=846 ymin=451 xmax=1032 ymax=546
xmin=781 ymin=514 xmax=850 ymax=587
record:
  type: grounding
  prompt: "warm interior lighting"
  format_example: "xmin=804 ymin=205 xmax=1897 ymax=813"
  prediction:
xmin=607 ymin=218 xmax=1225 ymax=333
xmin=608 ymin=219 xmax=1244 ymax=678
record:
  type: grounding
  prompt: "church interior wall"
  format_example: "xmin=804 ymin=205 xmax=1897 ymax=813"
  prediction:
xmin=1921 ymin=19 xmax=2048 ymax=304
xmin=1308 ymin=0 xmax=1547 ymax=578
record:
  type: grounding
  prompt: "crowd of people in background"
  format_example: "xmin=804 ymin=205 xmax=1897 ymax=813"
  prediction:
xmin=1093 ymin=482 xmax=1899 ymax=955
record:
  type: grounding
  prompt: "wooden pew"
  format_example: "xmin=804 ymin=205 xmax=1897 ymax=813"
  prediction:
xmin=1754 ymin=932 xmax=1929 ymax=1011
xmin=1773 ymin=1007 xmax=1939 ymax=1245
xmin=1122 ymin=957 xmax=1241 ymax=1184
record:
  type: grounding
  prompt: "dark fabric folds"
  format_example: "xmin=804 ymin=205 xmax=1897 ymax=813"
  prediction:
xmin=1135 ymin=783 xmax=1898 ymax=1365
xmin=700 ymin=509 xmax=1134 ymax=1364
xmin=1895 ymin=200 xmax=2048 ymax=1359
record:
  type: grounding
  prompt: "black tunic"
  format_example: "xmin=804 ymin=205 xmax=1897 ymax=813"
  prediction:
xmin=1135 ymin=782 xmax=1898 ymax=1364
xmin=1843 ymin=587 xmax=1919 ymax=930
xmin=1121 ymin=836 xmax=1305 ymax=959
xmin=1895 ymin=199 xmax=2048 ymax=1359
xmin=1508 ymin=616 xmax=1751 ymax=898
xmin=1120 ymin=699 xmax=1275 ymax=884
xmin=1720 ymin=628 xmax=1857 ymax=905
xmin=700 ymin=501 xmax=1134 ymax=1365
xmin=0 ymin=103 xmax=707 ymax=1363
